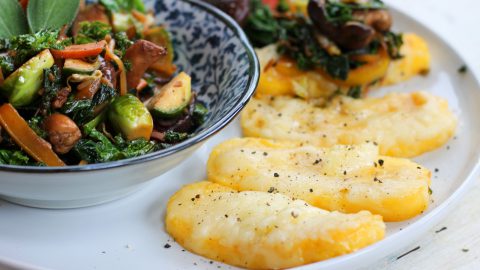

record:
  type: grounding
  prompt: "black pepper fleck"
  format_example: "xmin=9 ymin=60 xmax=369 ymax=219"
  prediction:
xmin=164 ymin=243 xmax=171 ymax=249
xmin=274 ymin=173 xmax=279 ymax=177
xmin=309 ymin=188 xmax=313 ymax=193
xmin=434 ymin=168 xmax=439 ymax=173
xmin=378 ymin=159 xmax=384 ymax=166
xmin=268 ymin=187 xmax=277 ymax=193
xmin=396 ymin=246 xmax=420 ymax=260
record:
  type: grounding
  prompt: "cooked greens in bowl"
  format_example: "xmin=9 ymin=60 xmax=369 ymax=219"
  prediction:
xmin=0 ymin=0 xmax=208 ymax=166
xmin=0 ymin=0 xmax=258 ymax=208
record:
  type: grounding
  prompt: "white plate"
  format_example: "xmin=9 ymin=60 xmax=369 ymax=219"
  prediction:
xmin=1 ymin=5 xmax=480 ymax=270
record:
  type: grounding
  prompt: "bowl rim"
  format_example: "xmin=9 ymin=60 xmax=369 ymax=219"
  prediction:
xmin=0 ymin=0 xmax=260 ymax=174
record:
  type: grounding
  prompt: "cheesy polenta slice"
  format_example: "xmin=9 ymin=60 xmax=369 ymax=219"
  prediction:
xmin=208 ymin=138 xmax=431 ymax=222
xmin=241 ymin=92 xmax=456 ymax=157
xmin=383 ymin=33 xmax=431 ymax=85
xmin=166 ymin=181 xmax=385 ymax=269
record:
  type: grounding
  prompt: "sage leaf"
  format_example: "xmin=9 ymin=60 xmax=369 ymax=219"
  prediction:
xmin=27 ymin=0 xmax=81 ymax=33
xmin=0 ymin=0 xmax=29 ymax=39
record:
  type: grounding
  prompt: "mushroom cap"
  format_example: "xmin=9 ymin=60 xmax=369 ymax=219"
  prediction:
xmin=308 ymin=0 xmax=392 ymax=50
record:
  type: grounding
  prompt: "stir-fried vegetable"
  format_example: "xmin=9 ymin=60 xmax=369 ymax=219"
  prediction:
xmin=107 ymin=94 xmax=153 ymax=140
xmin=8 ymin=29 xmax=71 ymax=65
xmin=76 ymin=21 xmax=112 ymax=44
xmin=0 ymin=103 xmax=65 ymax=166
xmin=1 ymin=49 xmax=54 ymax=107
xmin=39 ymin=65 xmax=62 ymax=113
xmin=62 ymin=83 xmax=116 ymax=125
xmin=241 ymin=0 xmax=403 ymax=81
xmin=51 ymin=40 xmax=107 ymax=59
xmin=0 ymin=150 xmax=32 ymax=165
xmin=147 ymin=72 xmax=192 ymax=119
xmin=0 ymin=0 xmax=206 ymax=166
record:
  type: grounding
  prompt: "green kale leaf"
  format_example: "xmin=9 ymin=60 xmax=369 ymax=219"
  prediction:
xmin=114 ymin=32 xmax=133 ymax=57
xmin=62 ymin=84 xmax=117 ymax=125
xmin=9 ymin=29 xmax=72 ymax=66
xmin=192 ymin=103 xmax=208 ymax=126
xmin=164 ymin=131 xmax=188 ymax=144
xmin=74 ymin=129 xmax=158 ymax=163
xmin=0 ymin=149 xmax=33 ymax=165
xmin=0 ymin=55 xmax=14 ymax=76
xmin=384 ymin=31 xmax=403 ymax=59
xmin=28 ymin=116 xmax=48 ymax=139
xmin=39 ymin=65 xmax=62 ymax=114
xmin=76 ymin=21 xmax=112 ymax=44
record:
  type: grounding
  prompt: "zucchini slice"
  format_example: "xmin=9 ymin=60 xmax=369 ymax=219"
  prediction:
xmin=63 ymin=58 xmax=100 ymax=76
xmin=147 ymin=72 xmax=192 ymax=119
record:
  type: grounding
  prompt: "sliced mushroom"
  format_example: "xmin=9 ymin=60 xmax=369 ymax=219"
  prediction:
xmin=308 ymin=0 xmax=391 ymax=50
xmin=203 ymin=0 xmax=250 ymax=25
xmin=43 ymin=114 xmax=82 ymax=154
xmin=352 ymin=9 xmax=392 ymax=32
xmin=124 ymin=40 xmax=167 ymax=89
xmin=99 ymin=56 xmax=118 ymax=89
xmin=51 ymin=87 xmax=72 ymax=109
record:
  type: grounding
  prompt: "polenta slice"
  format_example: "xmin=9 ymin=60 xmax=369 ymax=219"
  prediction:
xmin=382 ymin=33 xmax=431 ymax=86
xmin=241 ymin=92 xmax=456 ymax=157
xmin=166 ymin=181 xmax=385 ymax=270
xmin=207 ymin=138 xmax=431 ymax=221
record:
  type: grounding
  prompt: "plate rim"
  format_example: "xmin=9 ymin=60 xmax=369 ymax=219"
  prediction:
xmin=292 ymin=3 xmax=480 ymax=269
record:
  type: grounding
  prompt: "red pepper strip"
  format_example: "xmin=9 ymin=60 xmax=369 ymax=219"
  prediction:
xmin=51 ymin=40 xmax=107 ymax=59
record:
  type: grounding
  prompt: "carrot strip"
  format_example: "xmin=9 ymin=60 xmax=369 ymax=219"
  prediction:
xmin=0 ymin=104 xmax=65 ymax=166
xmin=105 ymin=45 xmax=127 ymax=96
xmin=51 ymin=40 xmax=107 ymax=59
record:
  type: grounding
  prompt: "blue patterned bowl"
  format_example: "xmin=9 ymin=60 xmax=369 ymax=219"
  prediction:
xmin=0 ymin=0 xmax=259 ymax=208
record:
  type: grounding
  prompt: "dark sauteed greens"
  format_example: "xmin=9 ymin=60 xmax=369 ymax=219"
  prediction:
xmin=208 ymin=0 xmax=403 ymax=87
xmin=0 ymin=0 xmax=207 ymax=166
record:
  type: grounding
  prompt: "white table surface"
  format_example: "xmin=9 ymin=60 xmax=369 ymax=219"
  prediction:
xmin=373 ymin=0 xmax=480 ymax=269
xmin=1 ymin=1 xmax=479 ymax=270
